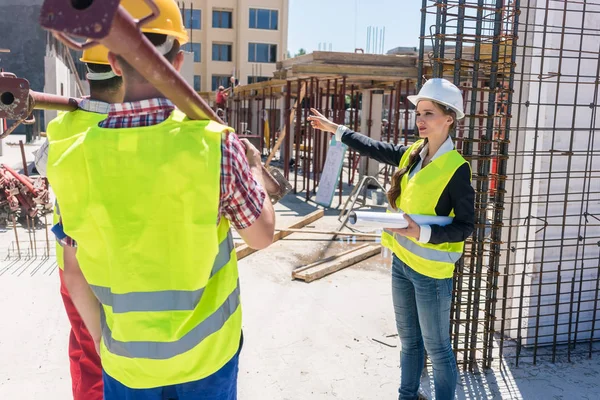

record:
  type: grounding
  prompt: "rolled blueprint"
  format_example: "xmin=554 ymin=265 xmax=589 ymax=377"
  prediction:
xmin=347 ymin=211 xmax=454 ymax=229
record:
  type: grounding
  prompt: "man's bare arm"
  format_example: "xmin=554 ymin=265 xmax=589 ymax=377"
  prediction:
xmin=236 ymin=139 xmax=276 ymax=249
xmin=62 ymin=246 xmax=102 ymax=351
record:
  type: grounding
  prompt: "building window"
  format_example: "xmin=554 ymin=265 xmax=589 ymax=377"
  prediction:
xmin=249 ymin=8 xmax=278 ymax=30
xmin=213 ymin=10 xmax=232 ymax=29
xmin=248 ymin=43 xmax=277 ymax=63
xmin=182 ymin=42 xmax=201 ymax=62
xmin=194 ymin=75 xmax=201 ymax=91
xmin=183 ymin=9 xmax=201 ymax=30
xmin=212 ymin=75 xmax=231 ymax=91
xmin=212 ymin=43 xmax=232 ymax=62
xmin=248 ymin=76 xmax=270 ymax=84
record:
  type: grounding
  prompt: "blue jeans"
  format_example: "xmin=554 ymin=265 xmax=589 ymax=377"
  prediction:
xmin=103 ymin=336 xmax=242 ymax=400
xmin=392 ymin=255 xmax=457 ymax=400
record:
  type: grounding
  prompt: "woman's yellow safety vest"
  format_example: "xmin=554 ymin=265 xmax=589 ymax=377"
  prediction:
xmin=46 ymin=110 xmax=241 ymax=389
xmin=381 ymin=139 xmax=470 ymax=279
xmin=47 ymin=110 xmax=107 ymax=270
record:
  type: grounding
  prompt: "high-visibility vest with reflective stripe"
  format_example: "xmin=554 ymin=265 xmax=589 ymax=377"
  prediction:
xmin=46 ymin=109 xmax=241 ymax=389
xmin=46 ymin=110 xmax=107 ymax=270
xmin=381 ymin=139 xmax=470 ymax=279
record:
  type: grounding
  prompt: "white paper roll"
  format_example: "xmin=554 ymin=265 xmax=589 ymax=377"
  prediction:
xmin=348 ymin=211 xmax=453 ymax=229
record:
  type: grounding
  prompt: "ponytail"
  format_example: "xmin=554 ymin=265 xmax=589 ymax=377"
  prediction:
xmin=386 ymin=139 xmax=428 ymax=210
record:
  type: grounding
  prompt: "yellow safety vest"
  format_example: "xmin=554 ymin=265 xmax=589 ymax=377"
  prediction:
xmin=46 ymin=109 xmax=241 ymax=389
xmin=381 ymin=140 xmax=470 ymax=279
xmin=47 ymin=110 xmax=107 ymax=269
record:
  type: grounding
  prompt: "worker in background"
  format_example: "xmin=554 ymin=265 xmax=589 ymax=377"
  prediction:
xmin=308 ymin=78 xmax=474 ymax=400
xmin=46 ymin=0 xmax=275 ymax=399
xmin=34 ymin=44 xmax=124 ymax=400
xmin=215 ymin=76 xmax=236 ymax=111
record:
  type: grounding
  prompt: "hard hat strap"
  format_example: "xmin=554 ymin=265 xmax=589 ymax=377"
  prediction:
xmin=155 ymin=36 xmax=175 ymax=56
xmin=86 ymin=71 xmax=118 ymax=81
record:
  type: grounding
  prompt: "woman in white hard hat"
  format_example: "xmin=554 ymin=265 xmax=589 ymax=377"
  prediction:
xmin=309 ymin=78 xmax=474 ymax=400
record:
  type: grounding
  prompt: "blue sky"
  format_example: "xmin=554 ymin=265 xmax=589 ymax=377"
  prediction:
xmin=287 ymin=0 xmax=422 ymax=55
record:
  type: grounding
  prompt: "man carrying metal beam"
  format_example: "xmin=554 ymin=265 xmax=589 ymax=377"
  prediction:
xmin=45 ymin=1 xmax=276 ymax=399
xmin=34 ymin=44 xmax=124 ymax=400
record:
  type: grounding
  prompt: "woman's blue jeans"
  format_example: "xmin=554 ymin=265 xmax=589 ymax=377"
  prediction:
xmin=391 ymin=255 xmax=457 ymax=400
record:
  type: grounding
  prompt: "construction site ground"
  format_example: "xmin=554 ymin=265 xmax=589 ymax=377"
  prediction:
xmin=1 ymin=136 xmax=599 ymax=400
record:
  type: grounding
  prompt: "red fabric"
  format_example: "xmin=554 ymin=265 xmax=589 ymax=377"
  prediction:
xmin=216 ymin=91 xmax=228 ymax=108
xmin=59 ymin=269 xmax=103 ymax=400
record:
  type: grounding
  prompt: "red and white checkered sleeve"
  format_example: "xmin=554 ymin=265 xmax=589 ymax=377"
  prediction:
xmin=220 ymin=132 xmax=266 ymax=230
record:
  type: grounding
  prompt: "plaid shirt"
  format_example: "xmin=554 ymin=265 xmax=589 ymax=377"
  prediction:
xmin=55 ymin=98 xmax=265 ymax=247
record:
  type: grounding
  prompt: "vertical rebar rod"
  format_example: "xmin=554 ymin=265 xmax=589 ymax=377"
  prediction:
xmin=19 ymin=140 xmax=28 ymax=176
xmin=348 ymin=84 xmax=354 ymax=185
xmin=452 ymin=0 xmax=467 ymax=87
xmin=303 ymin=79 xmax=312 ymax=196
xmin=306 ymin=78 xmax=314 ymax=201
xmin=418 ymin=0 xmax=428 ymax=88
xmin=339 ymin=77 xmax=347 ymax=205
xmin=438 ymin=0 xmax=449 ymax=78
xmin=404 ymin=80 xmax=410 ymax=145
xmin=314 ymin=81 xmax=322 ymax=185
xmin=519 ymin=0 xmax=552 ymax=367
xmin=284 ymin=81 xmax=292 ymax=179
xmin=465 ymin=0 xmax=485 ymax=158
xmin=294 ymin=80 xmax=303 ymax=193
xmin=492 ymin=0 xmax=521 ymax=367
xmin=365 ymin=90 xmax=374 ymax=178
xmin=474 ymin=0 xmax=505 ymax=370
xmin=11 ymin=214 xmax=20 ymax=259
xmin=394 ymin=81 xmax=402 ymax=146
xmin=572 ymin=1 xmax=596 ymax=349
xmin=590 ymin=250 xmax=600 ymax=358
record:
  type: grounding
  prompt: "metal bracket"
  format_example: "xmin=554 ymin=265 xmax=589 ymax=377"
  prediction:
xmin=267 ymin=167 xmax=292 ymax=204
xmin=40 ymin=0 xmax=121 ymax=40
xmin=0 ymin=74 xmax=31 ymax=120
xmin=40 ymin=0 xmax=159 ymax=51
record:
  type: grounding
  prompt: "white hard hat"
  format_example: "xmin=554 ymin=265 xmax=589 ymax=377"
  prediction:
xmin=407 ymin=78 xmax=465 ymax=120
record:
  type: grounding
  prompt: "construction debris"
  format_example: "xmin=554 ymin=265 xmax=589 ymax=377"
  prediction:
xmin=0 ymin=163 xmax=51 ymax=224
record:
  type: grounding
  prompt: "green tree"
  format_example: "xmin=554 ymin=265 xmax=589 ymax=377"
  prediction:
xmin=295 ymin=48 xmax=307 ymax=57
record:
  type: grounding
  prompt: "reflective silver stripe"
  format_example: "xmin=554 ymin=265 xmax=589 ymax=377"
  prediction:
xmin=90 ymin=231 xmax=234 ymax=313
xmin=387 ymin=230 xmax=462 ymax=263
xmin=100 ymin=283 xmax=241 ymax=360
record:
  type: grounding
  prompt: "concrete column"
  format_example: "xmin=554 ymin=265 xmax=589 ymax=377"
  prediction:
xmin=359 ymin=89 xmax=384 ymax=178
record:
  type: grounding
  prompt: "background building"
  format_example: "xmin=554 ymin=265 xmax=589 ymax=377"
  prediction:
xmin=177 ymin=0 xmax=289 ymax=92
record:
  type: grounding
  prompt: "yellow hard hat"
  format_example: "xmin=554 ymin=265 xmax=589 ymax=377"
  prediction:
xmin=80 ymin=44 xmax=111 ymax=65
xmin=120 ymin=0 xmax=189 ymax=46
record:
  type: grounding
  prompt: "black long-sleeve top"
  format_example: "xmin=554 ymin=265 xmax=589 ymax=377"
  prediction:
xmin=341 ymin=129 xmax=475 ymax=244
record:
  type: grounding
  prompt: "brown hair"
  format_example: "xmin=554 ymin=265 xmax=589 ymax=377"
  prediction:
xmin=386 ymin=138 xmax=428 ymax=209
xmin=386 ymin=101 xmax=457 ymax=209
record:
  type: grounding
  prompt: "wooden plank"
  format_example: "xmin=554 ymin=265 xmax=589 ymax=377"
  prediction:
xmin=277 ymin=53 xmax=316 ymax=69
xmin=274 ymin=228 xmax=379 ymax=238
xmin=236 ymin=209 xmax=325 ymax=260
xmin=312 ymin=51 xmax=417 ymax=67
xmin=265 ymin=82 xmax=307 ymax=166
xmin=292 ymin=244 xmax=382 ymax=283
xmin=292 ymin=244 xmax=372 ymax=274
xmin=291 ymin=64 xmax=418 ymax=79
